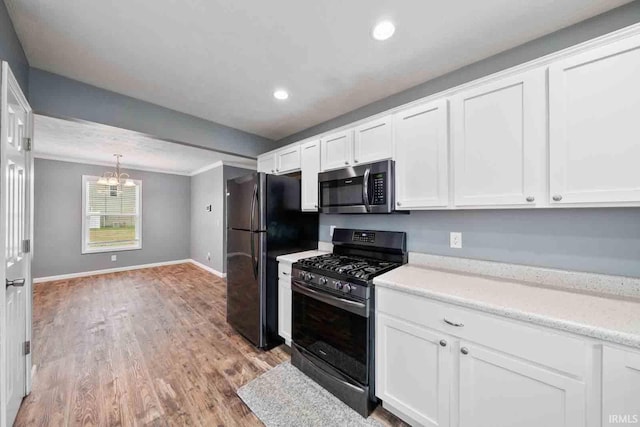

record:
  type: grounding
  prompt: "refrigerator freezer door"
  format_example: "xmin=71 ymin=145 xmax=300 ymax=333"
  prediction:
xmin=227 ymin=173 xmax=264 ymax=231
xmin=226 ymin=228 xmax=265 ymax=347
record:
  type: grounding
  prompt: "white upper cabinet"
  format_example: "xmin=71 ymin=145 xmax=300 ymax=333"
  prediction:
xmin=320 ymin=129 xmax=354 ymax=171
xmin=451 ymin=69 xmax=546 ymax=207
xmin=301 ymin=139 xmax=320 ymax=211
xmin=257 ymin=153 xmax=275 ymax=174
xmin=602 ymin=347 xmax=640 ymax=426
xmin=549 ymin=34 xmax=640 ymax=206
xmin=276 ymin=144 xmax=301 ymax=174
xmin=393 ymin=100 xmax=449 ymax=210
xmin=353 ymin=115 xmax=393 ymax=165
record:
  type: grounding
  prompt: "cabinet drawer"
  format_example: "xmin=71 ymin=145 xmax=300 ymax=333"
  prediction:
xmin=376 ymin=287 xmax=591 ymax=378
xmin=278 ymin=262 xmax=293 ymax=281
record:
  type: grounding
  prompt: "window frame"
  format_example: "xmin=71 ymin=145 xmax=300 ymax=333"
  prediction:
xmin=81 ymin=175 xmax=143 ymax=254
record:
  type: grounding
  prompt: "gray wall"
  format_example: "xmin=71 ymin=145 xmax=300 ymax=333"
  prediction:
xmin=29 ymin=69 xmax=276 ymax=158
xmin=190 ymin=164 xmax=252 ymax=273
xmin=276 ymin=3 xmax=640 ymax=278
xmin=277 ymin=1 xmax=640 ymax=146
xmin=34 ymin=158 xmax=191 ymax=278
xmin=0 ymin=1 xmax=29 ymax=93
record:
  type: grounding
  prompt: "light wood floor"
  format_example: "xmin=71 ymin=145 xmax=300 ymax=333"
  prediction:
xmin=15 ymin=263 xmax=406 ymax=426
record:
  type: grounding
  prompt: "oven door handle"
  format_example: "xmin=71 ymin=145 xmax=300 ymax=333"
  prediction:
xmin=362 ymin=167 xmax=371 ymax=213
xmin=292 ymin=281 xmax=368 ymax=317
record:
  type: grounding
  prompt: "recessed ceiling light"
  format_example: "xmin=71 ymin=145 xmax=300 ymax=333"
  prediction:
xmin=372 ymin=20 xmax=395 ymax=41
xmin=273 ymin=89 xmax=289 ymax=100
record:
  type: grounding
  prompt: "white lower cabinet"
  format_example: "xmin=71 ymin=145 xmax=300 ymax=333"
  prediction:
xmin=458 ymin=341 xmax=585 ymax=427
xmin=602 ymin=346 xmax=640 ymax=426
xmin=376 ymin=313 xmax=451 ymax=427
xmin=376 ymin=287 xmax=593 ymax=427
xmin=278 ymin=261 xmax=293 ymax=345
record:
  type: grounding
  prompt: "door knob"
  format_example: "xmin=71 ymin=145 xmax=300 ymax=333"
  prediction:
xmin=6 ymin=278 xmax=25 ymax=288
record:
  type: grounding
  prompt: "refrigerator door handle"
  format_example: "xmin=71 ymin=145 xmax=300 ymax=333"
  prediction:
xmin=250 ymin=183 xmax=258 ymax=279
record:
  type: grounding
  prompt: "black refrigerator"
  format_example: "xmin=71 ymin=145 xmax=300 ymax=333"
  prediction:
xmin=226 ymin=172 xmax=318 ymax=349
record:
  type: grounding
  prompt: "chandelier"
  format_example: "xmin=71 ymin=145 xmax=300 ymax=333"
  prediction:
xmin=97 ymin=154 xmax=135 ymax=189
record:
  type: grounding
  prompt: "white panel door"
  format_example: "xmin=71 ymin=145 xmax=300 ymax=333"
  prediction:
xmin=376 ymin=313 xmax=451 ymax=427
xmin=257 ymin=153 xmax=275 ymax=174
xmin=603 ymin=347 xmax=640 ymax=426
xmin=452 ymin=69 xmax=546 ymax=207
xmin=393 ymin=99 xmax=449 ymax=210
xmin=353 ymin=115 xmax=393 ymax=165
xmin=458 ymin=342 xmax=586 ymax=427
xmin=300 ymin=139 xmax=320 ymax=211
xmin=549 ymin=34 xmax=640 ymax=205
xmin=276 ymin=145 xmax=301 ymax=174
xmin=277 ymin=279 xmax=292 ymax=345
xmin=320 ymin=129 xmax=353 ymax=171
xmin=1 ymin=62 xmax=33 ymax=427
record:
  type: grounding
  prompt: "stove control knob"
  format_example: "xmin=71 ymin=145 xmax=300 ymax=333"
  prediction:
xmin=342 ymin=284 xmax=353 ymax=294
xmin=306 ymin=273 xmax=314 ymax=281
xmin=319 ymin=277 xmax=328 ymax=285
xmin=298 ymin=271 xmax=306 ymax=279
xmin=333 ymin=281 xmax=344 ymax=290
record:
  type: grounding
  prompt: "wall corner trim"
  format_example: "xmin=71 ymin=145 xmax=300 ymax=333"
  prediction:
xmin=33 ymin=259 xmax=192 ymax=283
xmin=188 ymin=259 xmax=227 ymax=278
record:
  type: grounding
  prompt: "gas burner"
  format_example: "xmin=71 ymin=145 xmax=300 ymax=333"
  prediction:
xmin=297 ymin=254 xmax=401 ymax=283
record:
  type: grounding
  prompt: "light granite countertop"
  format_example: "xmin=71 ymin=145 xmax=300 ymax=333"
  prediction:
xmin=374 ymin=264 xmax=640 ymax=349
xmin=276 ymin=250 xmax=329 ymax=264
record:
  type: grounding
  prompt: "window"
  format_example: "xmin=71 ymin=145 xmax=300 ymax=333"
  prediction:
xmin=82 ymin=175 xmax=142 ymax=253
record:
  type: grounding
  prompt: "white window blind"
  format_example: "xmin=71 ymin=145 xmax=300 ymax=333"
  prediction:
xmin=82 ymin=175 xmax=142 ymax=253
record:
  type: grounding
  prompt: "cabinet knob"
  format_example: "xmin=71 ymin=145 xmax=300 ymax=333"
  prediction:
xmin=461 ymin=347 xmax=469 ymax=355
xmin=276 ymin=169 xmax=280 ymax=172
xmin=439 ymin=339 xmax=447 ymax=347
xmin=397 ymin=202 xmax=402 ymax=206
xmin=526 ymin=196 xmax=535 ymax=202
xmin=271 ymin=170 xmax=275 ymax=173
xmin=354 ymin=159 xmax=359 ymax=163
xmin=552 ymin=195 xmax=563 ymax=202
xmin=344 ymin=161 xmax=349 ymax=165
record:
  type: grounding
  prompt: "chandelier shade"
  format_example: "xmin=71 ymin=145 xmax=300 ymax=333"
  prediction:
xmin=98 ymin=154 xmax=135 ymax=191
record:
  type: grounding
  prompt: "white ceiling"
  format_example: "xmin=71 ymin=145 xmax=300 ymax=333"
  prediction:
xmin=6 ymin=0 xmax=632 ymax=140
xmin=34 ymin=115 xmax=256 ymax=175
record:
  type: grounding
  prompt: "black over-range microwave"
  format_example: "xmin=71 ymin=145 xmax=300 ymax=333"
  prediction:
xmin=318 ymin=160 xmax=395 ymax=214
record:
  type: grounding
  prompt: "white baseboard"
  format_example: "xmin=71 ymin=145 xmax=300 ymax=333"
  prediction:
xmin=33 ymin=259 xmax=191 ymax=283
xmin=188 ymin=259 xmax=226 ymax=278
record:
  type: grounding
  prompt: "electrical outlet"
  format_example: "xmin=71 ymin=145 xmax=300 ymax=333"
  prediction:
xmin=330 ymin=225 xmax=336 ymax=237
xmin=111 ymin=255 xmax=117 ymax=262
xmin=207 ymin=252 xmax=211 ymax=261
xmin=450 ymin=232 xmax=462 ymax=249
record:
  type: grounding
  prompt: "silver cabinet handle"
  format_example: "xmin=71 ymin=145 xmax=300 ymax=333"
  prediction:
xmin=439 ymin=339 xmax=447 ymax=347
xmin=6 ymin=278 xmax=25 ymax=288
xmin=444 ymin=318 xmax=464 ymax=327
xmin=282 ymin=271 xmax=289 ymax=276
xmin=461 ymin=347 xmax=469 ymax=355
xmin=526 ymin=196 xmax=535 ymax=202
xmin=552 ymin=195 xmax=563 ymax=201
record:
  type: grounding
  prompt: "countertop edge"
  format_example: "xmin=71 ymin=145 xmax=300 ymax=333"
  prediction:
xmin=373 ymin=277 xmax=640 ymax=350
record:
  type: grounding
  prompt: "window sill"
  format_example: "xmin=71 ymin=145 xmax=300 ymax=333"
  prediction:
xmin=82 ymin=245 xmax=142 ymax=255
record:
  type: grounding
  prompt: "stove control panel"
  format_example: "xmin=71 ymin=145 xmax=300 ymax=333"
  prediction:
xmin=352 ymin=231 xmax=375 ymax=244
xmin=291 ymin=267 xmax=368 ymax=301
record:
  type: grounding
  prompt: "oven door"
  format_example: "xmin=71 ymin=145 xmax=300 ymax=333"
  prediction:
xmin=318 ymin=160 xmax=394 ymax=214
xmin=292 ymin=280 xmax=369 ymax=384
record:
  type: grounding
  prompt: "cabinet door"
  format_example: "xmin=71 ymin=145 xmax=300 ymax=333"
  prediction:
xmin=458 ymin=342 xmax=586 ymax=427
xmin=276 ymin=145 xmax=301 ymax=174
xmin=278 ymin=279 xmax=292 ymax=345
xmin=393 ymin=99 xmax=449 ymax=210
xmin=376 ymin=313 xmax=451 ymax=427
xmin=603 ymin=347 xmax=640 ymax=426
xmin=451 ymin=69 xmax=545 ymax=207
xmin=321 ymin=130 xmax=353 ymax=171
xmin=257 ymin=153 xmax=275 ymax=174
xmin=549 ymin=34 xmax=640 ymax=205
xmin=301 ymin=139 xmax=320 ymax=211
xmin=353 ymin=115 xmax=393 ymax=165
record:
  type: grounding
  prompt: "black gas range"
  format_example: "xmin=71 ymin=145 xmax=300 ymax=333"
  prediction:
xmin=290 ymin=228 xmax=407 ymax=417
